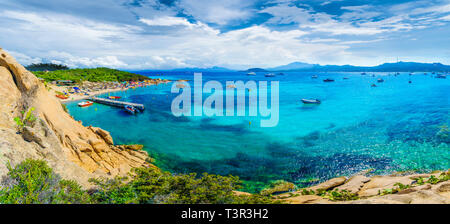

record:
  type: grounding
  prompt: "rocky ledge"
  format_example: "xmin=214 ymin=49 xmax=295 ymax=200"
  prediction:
xmin=275 ymin=170 xmax=450 ymax=204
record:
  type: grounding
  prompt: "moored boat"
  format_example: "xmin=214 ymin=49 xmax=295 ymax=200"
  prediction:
xmin=436 ymin=74 xmax=446 ymax=79
xmin=265 ymin=73 xmax=276 ymax=77
xmin=311 ymin=75 xmax=318 ymax=79
xmin=301 ymin=99 xmax=321 ymax=104
xmin=125 ymin=105 xmax=136 ymax=114
xmin=78 ymin=101 xmax=93 ymax=107
xmin=56 ymin=94 xmax=69 ymax=100
xmin=323 ymin=78 xmax=334 ymax=82
xmin=246 ymin=72 xmax=256 ymax=76
xmin=377 ymin=78 xmax=384 ymax=83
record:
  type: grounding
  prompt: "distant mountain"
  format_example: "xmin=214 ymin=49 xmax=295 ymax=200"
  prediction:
xmin=136 ymin=61 xmax=450 ymax=73
xmin=269 ymin=62 xmax=316 ymax=71
xmin=264 ymin=61 xmax=450 ymax=72
xmin=168 ymin=66 xmax=235 ymax=72
xmin=240 ymin=68 xmax=268 ymax=72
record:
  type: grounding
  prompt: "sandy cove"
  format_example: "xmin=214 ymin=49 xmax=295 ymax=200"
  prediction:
xmin=47 ymin=80 xmax=172 ymax=103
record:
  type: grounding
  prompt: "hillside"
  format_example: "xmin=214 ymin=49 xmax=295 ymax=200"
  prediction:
xmin=33 ymin=67 xmax=150 ymax=82
xmin=26 ymin=63 xmax=69 ymax=71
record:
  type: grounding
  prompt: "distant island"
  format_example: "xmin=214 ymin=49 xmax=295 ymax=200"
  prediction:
xmin=241 ymin=68 xmax=269 ymax=73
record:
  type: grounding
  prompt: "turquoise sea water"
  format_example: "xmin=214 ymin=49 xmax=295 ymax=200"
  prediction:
xmin=66 ymin=72 xmax=449 ymax=192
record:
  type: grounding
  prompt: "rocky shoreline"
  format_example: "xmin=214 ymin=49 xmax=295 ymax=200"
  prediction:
xmin=273 ymin=170 xmax=450 ymax=204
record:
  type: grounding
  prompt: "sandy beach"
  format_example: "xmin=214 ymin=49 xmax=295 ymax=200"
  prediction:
xmin=47 ymin=80 xmax=171 ymax=103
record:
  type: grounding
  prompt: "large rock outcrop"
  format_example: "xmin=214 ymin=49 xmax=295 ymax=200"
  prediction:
xmin=0 ymin=48 xmax=151 ymax=187
xmin=276 ymin=170 xmax=450 ymax=204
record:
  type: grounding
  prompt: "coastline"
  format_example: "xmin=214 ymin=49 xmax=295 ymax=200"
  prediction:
xmin=49 ymin=80 xmax=172 ymax=103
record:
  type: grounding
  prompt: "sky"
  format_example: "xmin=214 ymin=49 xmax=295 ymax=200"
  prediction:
xmin=1 ymin=0 xmax=450 ymax=70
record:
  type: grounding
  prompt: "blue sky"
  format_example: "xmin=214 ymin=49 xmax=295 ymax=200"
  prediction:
xmin=1 ymin=0 xmax=450 ymax=69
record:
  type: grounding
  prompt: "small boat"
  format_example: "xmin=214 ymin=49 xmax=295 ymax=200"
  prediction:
xmin=246 ymin=72 xmax=256 ymax=76
xmin=436 ymin=74 xmax=446 ymax=79
xmin=78 ymin=101 xmax=93 ymax=107
xmin=125 ymin=105 xmax=136 ymax=114
xmin=311 ymin=75 xmax=318 ymax=79
xmin=361 ymin=72 xmax=367 ymax=75
xmin=108 ymin=96 xmax=121 ymax=99
xmin=301 ymin=99 xmax=321 ymax=104
xmin=56 ymin=94 xmax=69 ymax=100
xmin=343 ymin=77 xmax=349 ymax=80
xmin=377 ymin=78 xmax=384 ymax=83
xmin=323 ymin=78 xmax=334 ymax=82
xmin=265 ymin=73 xmax=276 ymax=77
xmin=277 ymin=73 xmax=285 ymax=76
xmin=371 ymin=84 xmax=377 ymax=87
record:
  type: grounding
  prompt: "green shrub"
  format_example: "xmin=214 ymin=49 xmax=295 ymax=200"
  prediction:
xmin=0 ymin=159 xmax=90 ymax=204
xmin=323 ymin=189 xmax=359 ymax=201
xmin=1 ymin=160 xmax=278 ymax=204
xmin=13 ymin=107 xmax=37 ymax=132
xmin=90 ymin=167 xmax=279 ymax=204
xmin=61 ymin=103 xmax=68 ymax=113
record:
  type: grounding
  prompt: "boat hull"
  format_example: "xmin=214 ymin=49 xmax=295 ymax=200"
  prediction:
xmin=301 ymin=99 xmax=321 ymax=104
xmin=78 ymin=101 xmax=93 ymax=107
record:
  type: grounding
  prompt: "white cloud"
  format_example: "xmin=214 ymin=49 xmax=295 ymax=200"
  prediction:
xmin=139 ymin=16 xmax=193 ymax=26
xmin=176 ymin=0 xmax=254 ymax=25
xmin=1 ymin=0 xmax=450 ymax=69
xmin=7 ymin=50 xmax=43 ymax=65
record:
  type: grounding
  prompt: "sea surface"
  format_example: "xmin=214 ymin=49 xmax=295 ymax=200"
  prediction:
xmin=66 ymin=72 xmax=450 ymax=192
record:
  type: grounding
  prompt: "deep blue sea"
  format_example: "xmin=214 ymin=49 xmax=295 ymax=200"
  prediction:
xmin=66 ymin=72 xmax=450 ymax=192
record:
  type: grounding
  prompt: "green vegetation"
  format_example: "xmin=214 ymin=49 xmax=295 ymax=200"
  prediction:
xmin=379 ymin=172 xmax=450 ymax=196
xmin=0 ymin=159 xmax=279 ymax=204
xmin=0 ymin=159 xmax=91 ymax=204
xmin=321 ymin=189 xmax=359 ymax=201
xmin=26 ymin=63 xmax=69 ymax=71
xmin=13 ymin=107 xmax=37 ymax=132
xmin=33 ymin=67 xmax=150 ymax=82
xmin=61 ymin=103 xmax=69 ymax=113
xmin=298 ymin=187 xmax=359 ymax=201
xmin=260 ymin=180 xmax=295 ymax=196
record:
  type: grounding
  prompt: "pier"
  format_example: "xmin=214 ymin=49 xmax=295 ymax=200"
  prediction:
xmin=89 ymin=97 xmax=145 ymax=110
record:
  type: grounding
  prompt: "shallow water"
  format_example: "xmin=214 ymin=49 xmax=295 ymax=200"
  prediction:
xmin=66 ymin=72 xmax=450 ymax=192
